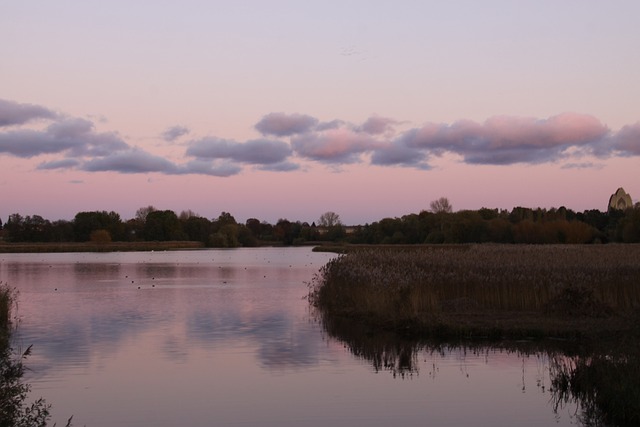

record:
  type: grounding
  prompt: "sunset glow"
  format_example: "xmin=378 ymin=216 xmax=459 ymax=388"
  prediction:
xmin=1 ymin=1 xmax=639 ymax=224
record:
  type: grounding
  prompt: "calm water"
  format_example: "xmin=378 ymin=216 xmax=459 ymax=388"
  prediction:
xmin=1 ymin=247 xmax=582 ymax=426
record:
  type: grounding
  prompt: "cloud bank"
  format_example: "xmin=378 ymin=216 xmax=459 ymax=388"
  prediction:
xmin=1 ymin=98 xmax=639 ymax=178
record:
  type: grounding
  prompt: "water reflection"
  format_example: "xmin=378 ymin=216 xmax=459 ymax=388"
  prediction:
xmin=319 ymin=309 xmax=640 ymax=426
xmin=4 ymin=248 xmax=632 ymax=426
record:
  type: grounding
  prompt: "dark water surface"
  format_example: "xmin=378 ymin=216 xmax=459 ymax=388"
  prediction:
xmin=1 ymin=248 xmax=581 ymax=426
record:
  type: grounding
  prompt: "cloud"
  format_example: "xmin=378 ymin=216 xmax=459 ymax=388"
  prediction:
xmin=400 ymin=113 xmax=610 ymax=165
xmin=37 ymin=158 xmax=81 ymax=170
xmin=291 ymin=128 xmax=381 ymax=163
xmin=0 ymin=118 xmax=128 ymax=158
xmin=370 ymin=140 xmax=430 ymax=168
xmin=179 ymin=160 xmax=242 ymax=177
xmin=255 ymin=112 xmax=319 ymax=136
xmin=359 ymin=116 xmax=400 ymax=135
xmin=315 ymin=119 xmax=345 ymax=131
xmin=257 ymin=161 xmax=300 ymax=172
xmin=161 ymin=125 xmax=190 ymax=142
xmin=611 ymin=122 xmax=640 ymax=156
xmin=82 ymin=149 xmax=179 ymax=174
xmin=0 ymin=98 xmax=58 ymax=127
xmin=4 ymin=98 xmax=640 ymax=179
xmin=561 ymin=162 xmax=605 ymax=170
xmin=186 ymin=137 xmax=292 ymax=165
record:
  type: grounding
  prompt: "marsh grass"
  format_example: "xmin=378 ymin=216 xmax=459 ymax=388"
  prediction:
xmin=309 ymin=244 xmax=640 ymax=338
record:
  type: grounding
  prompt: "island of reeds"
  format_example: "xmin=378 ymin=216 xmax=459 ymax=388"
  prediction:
xmin=308 ymin=244 xmax=640 ymax=339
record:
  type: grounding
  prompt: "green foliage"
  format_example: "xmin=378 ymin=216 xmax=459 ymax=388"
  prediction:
xmin=347 ymin=206 xmax=605 ymax=245
xmin=4 ymin=201 xmax=640 ymax=246
xmin=73 ymin=211 xmax=123 ymax=242
xmin=182 ymin=216 xmax=213 ymax=244
xmin=143 ymin=210 xmax=184 ymax=241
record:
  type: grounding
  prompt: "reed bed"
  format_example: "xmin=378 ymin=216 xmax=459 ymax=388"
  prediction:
xmin=309 ymin=244 xmax=640 ymax=337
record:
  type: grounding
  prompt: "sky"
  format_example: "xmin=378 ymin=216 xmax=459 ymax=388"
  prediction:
xmin=1 ymin=1 xmax=639 ymax=225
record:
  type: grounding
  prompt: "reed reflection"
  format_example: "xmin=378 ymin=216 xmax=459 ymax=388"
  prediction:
xmin=319 ymin=312 xmax=640 ymax=426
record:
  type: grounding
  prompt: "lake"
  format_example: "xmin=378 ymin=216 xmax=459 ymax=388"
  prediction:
xmin=1 ymin=247 xmax=583 ymax=426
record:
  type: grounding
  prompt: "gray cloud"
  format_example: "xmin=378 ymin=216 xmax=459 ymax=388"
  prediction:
xmin=161 ymin=125 xmax=190 ymax=142
xmin=0 ymin=118 xmax=128 ymax=158
xmin=180 ymin=160 xmax=242 ymax=177
xmin=37 ymin=158 xmax=81 ymax=170
xmin=257 ymin=161 xmax=300 ymax=172
xmin=611 ymin=122 xmax=640 ymax=156
xmin=0 ymin=98 xmax=58 ymax=127
xmin=187 ymin=137 xmax=292 ymax=164
xmin=291 ymin=128 xmax=381 ymax=164
xmin=370 ymin=140 xmax=429 ymax=168
xmin=359 ymin=116 xmax=400 ymax=135
xmin=561 ymin=162 xmax=605 ymax=170
xmin=4 ymin=99 xmax=640 ymax=178
xmin=398 ymin=113 xmax=610 ymax=165
xmin=315 ymin=119 xmax=345 ymax=131
xmin=255 ymin=112 xmax=319 ymax=136
xmin=82 ymin=149 xmax=179 ymax=174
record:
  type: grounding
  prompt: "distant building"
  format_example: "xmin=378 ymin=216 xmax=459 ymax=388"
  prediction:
xmin=608 ymin=187 xmax=633 ymax=211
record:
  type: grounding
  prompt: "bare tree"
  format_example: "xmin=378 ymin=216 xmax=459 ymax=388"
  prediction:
xmin=135 ymin=205 xmax=157 ymax=222
xmin=179 ymin=209 xmax=199 ymax=221
xmin=318 ymin=211 xmax=342 ymax=227
xmin=430 ymin=197 xmax=453 ymax=214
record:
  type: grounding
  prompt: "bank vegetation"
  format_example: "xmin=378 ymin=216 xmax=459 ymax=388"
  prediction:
xmin=308 ymin=244 xmax=640 ymax=339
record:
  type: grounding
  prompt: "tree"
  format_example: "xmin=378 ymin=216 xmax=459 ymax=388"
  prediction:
xmin=318 ymin=211 xmax=342 ymax=227
xmin=178 ymin=209 xmax=199 ymax=221
xmin=182 ymin=216 xmax=212 ymax=243
xmin=73 ymin=211 xmax=123 ymax=242
xmin=135 ymin=205 xmax=157 ymax=223
xmin=214 ymin=212 xmax=237 ymax=228
xmin=143 ymin=210 xmax=182 ymax=241
xmin=3 ymin=214 xmax=25 ymax=242
xmin=430 ymin=197 xmax=453 ymax=214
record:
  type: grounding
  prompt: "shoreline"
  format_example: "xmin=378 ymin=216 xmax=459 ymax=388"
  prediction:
xmin=0 ymin=241 xmax=205 ymax=253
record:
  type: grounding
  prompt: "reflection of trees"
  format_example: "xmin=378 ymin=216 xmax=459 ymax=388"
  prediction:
xmin=319 ymin=311 xmax=640 ymax=425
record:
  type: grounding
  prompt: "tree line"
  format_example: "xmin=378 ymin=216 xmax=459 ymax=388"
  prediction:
xmin=1 ymin=200 xmax=639 ymax=246
xmin=0 ymin=206 xmax=340 ymax=247
xmin=350 ymin=204 xmax=640 ymax=244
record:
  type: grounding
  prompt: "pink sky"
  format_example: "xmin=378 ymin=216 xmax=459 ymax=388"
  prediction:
xmin=1 ymin=1 xmax=639 ymax=225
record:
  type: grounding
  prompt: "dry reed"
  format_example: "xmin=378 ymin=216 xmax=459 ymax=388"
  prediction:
xmin=309 ymin=244 xmax=640 ymax=337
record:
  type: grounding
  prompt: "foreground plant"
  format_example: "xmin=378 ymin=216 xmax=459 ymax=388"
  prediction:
xmin=0 ymin=284 xmax=72 ymax=427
